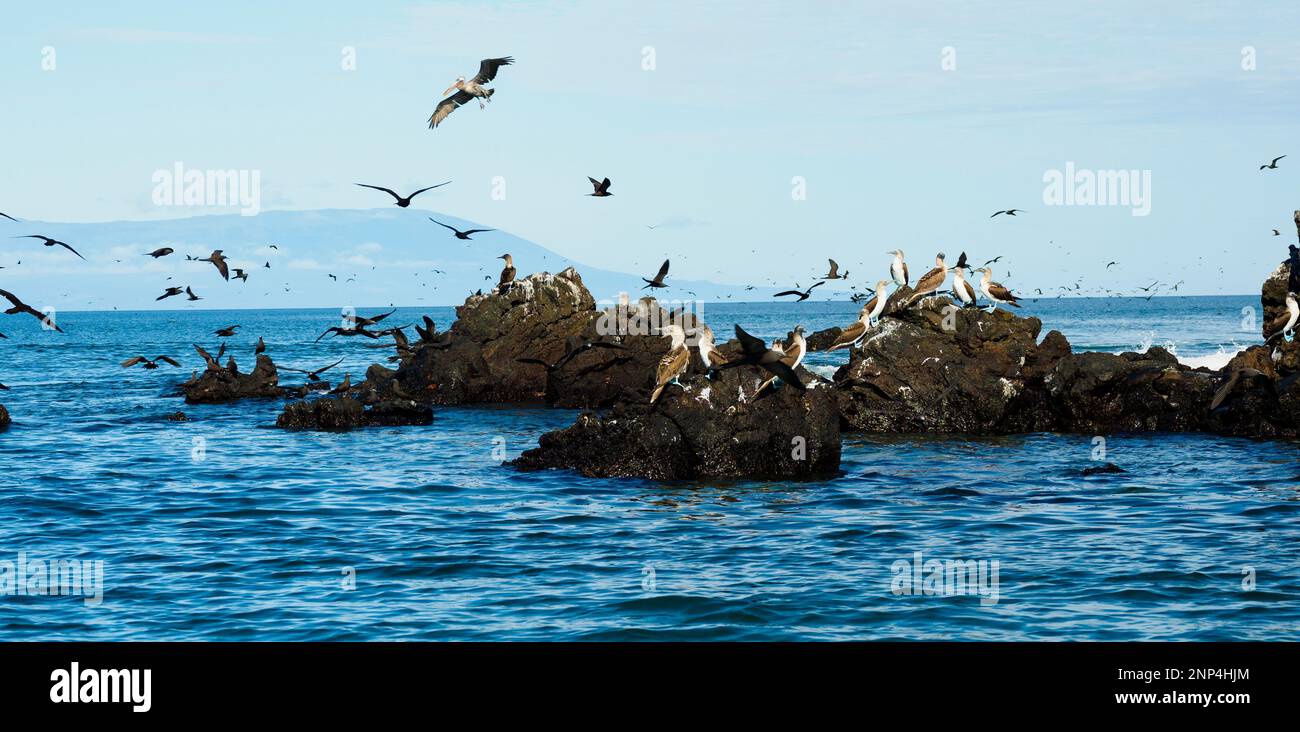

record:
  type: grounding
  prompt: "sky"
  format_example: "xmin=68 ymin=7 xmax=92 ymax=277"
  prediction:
xmin=1 ymin=0 xmax=1299 ymax=306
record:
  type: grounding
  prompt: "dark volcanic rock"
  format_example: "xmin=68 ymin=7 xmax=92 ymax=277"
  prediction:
xmin=0 ymin=403 xmax=9 ymax=431
xmin=805 ymin=326 xmax=843 ymax=352
xmin=393 ymin=268 xmax=596 ymax=404
xmin=181 ymin=355 xmax=281 ymax=403
xmin=512 ymin=367 xmax=840 ymax=480
xmin=275 ymin=396 xmax=432 ymax=430
xmin=1080 ymin=462 xmax=1125 ymax=476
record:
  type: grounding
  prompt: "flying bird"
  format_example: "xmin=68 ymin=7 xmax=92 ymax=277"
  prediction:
xmin=355 ymin=182 xmax=450 ymax=207
xmin=1260 ymin=155 xmax=1286 ymax=170
xmin=517 ymin=339 xmax=627 ymax=373
xmin=156 ymin=286 xmax=184 ymax=301
xmin=773 ymin=281 xmax=824 ymax=302
xmin=587 ymin=177 xmax=613 ymax=197
xmin=0 ymin=288 xmax=63 ymax=332
xmin=214 ymin=325 xmax=240 ymax=338
xmin=642 ymin=259 xmax=670 ymax=289
xmin=990 ymin=209 xmax=1022 ymax=218
xmin=429 ymin=218 xmax=492 ymax=240
xmin=428 ymin=56 xmax=515 ymax=128
xmin=232 ymin=268 xmax=249 ymax=282
xmin=144 ymin=247 xmax=174 ymax=258
xmin=185 ymin=286 xmax=202 ymax=301
xmin=714 ymin=324 xmax=806 ymax=390
xmin=199 ymin=250 xmax=229 ymax=280
xmin=121 ymin=355 xmax=181 ymax=370
xmin=281 ymin=358 xmax=345 ymax=382
xmin=821 ymin=259 xmax=845 ymax=280
xmin=16 ymin=235 xmax=85 ymax=260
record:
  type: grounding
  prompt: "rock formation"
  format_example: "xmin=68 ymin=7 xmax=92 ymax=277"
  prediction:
xmin=275 ymin=396 xmax=433 ymax=430
xmin=181 ymin=354 xmax=282 ymax=403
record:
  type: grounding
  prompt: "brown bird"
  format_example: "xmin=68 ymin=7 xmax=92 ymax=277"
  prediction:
xmin=156 ymin=286 xmax=184 ymax=301
xmin=714 ymin=324 xmax=806 ymax=389
xmin=255 ymin=337 xmax=266 ymax=355
xmin=355 ymin=182 xmax=450 ymax=207
xmin=192 ymin=343 xmax=226 ymax=372
xmin=214 ymin=325 xmax=240 ymax=338
xmin=122 ymin=355 xmax=181 ymax=370
xmin=649 ymin=324 xmax=690 ymax=403
xmin=757 ymin=326 xmax=807 ymax=394
xmin=773 ymin=281 xmax=823 ymax=302
xmin=328 ymin=374 xmax=353 ymax=394
xmin=820 ymin=259 xmax=845 ymax=280
xmin=906 ymin=252 xmax=948 ymax=306
xmin=587 ymin=177 xmax=614 ymax=197
xmin=185 ymin=286 xmax=202 ymax=301
xmin=0 ymin=288 xmax=63 ymax=332
xmin=972 ymin=267 xmax=1021 ymax=311
xmin=232 ymin=268 xmax=249 ymax=282
xmin=199 ymin=250 xmax=229 ymax=280
xmin=428 ymin=56 xmax=514 ymax=128
xmin=144 ymin=247 xmax=174 ymax=258
xmin=16 ymin=235 xmax=85 ymax=260
xmin=497 ymin=254 xmax=516 ymax=291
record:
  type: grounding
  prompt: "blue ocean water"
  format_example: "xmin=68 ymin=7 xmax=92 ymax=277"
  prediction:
xmin=1 ymin=295 xmax=1298 ymax=640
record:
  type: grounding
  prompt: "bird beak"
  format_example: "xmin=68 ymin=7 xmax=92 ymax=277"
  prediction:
xmin=442 ymin=84 xmax=458 ymax=96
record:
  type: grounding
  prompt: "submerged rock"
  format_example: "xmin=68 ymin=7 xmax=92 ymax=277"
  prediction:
xmin=181 ymin=354 xmax=282 ymax=404
xmin=275 ymin=396 xmax=432 ymax=430
xmin=1079 ymin=462 xmax=1125 ymax=476
xmin=512 ymin=366 xmax=840 ymax=480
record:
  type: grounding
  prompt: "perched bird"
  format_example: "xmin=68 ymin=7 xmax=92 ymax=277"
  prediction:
xmin=429 ymin=217 xmax=492 ymax=240
xmin=714 ymin=324 xmax=806 ymax=390
xmin=888 ymin=249 xmax=909 ymax=287
xmin=0 ymin=288 xmax=63 ymax=332
xmin=906 ymin=252 xmax=947 ymax=306
xmin=355 ymin=182 xmax=450 ymax=207
xmin=281 ymin=358 xmax=345 ymax=382
xmin=642 ymin=259 xmax=670 ymax=289
xmin=972 ymin=267 xmax=1022 ymax=311
xmin=329 ymin=375 xmax=353 ymax=394
xmin=829 ymin=281 xmax=890 ymax=351
xmin=199 ymin=250 xmax=229 ymax=280
xmin=1260 ymin=155 xmax=1286 ymax=170
xmin=821 ymin=259 xmax=845 ymax=280
xmin=144 ymin=247 xmax=174 ymax=258
xmin=429 ymin=56 xmax=515 ymax=128
xmin=695 ymin=324 xmax=728 ymax=369
xmin=951 ymin=267 xmax=978 ymax=308
xmin=1265 ymin=292 xmax=1300 ymax=342
xmin=587 ymin=177 xmax=613 ymax=197
xmin=156 ymin=286 xmax=184 ymax=301
xmin=214 ymin=325 xmax=240 ymax=338
xmin=17 ymin=235 xmax=85 ymax=260
xmin=497 ymin=254 xmax=516 ymax=291
xmin=121 ymin=355 xmax=180 ymax=370
xmin=255 ymin=337 xmax=266 ymax=355
xmin=191 ymin=343 xmax=226 ymax=372
xmin=990 ymin=209 xmax=1022 ymax=217
xmin=649 ymin=324 xmax=690 ymax=403
xmin=414 ymin=316 xmax=438 ymax=342
xmin=773 ymin=281 xmax=823 ymax=302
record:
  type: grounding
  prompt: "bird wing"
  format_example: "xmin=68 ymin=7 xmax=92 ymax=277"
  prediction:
xmin=955 ymin=252 xmax=968 ymax=270
xmin=599 ymin=177 xmax=612 ymax=192
xmin=829 ymin=319 xmax=867 ymax=350
xmin=157 ymin=356 xmax=181 ymax=367
xmin=355 ymin=183 xmax=401 ymax=201
xmin=428 ymin=218 xmax=457 ymax=232
xmin=762 ymin=359 xmax=806 ymax=390
xmin=472 ymin=56 xmax=514 ymax=84
xmin=588 ymin=176 xmax=601 ymax=191
xmin=210 ymin=256 xmax=229 ymax=280
xmin=313 ymin=358 xmax=345 ymax=376
xmin=902 ymin=263 xmax=909 ymax=284
xmin=462 ymin=229 xmax=494 ymax=235
xmin=429 ymin=91 xmax=475 ymax=128
xmin=1275 ymin=155 xmax=1287 ymax=165
xmin=408 ymin=182 xmax=451 ymax=198
xmin=913 ymin=266 xmax=945 ymax=294
xmin=654 ymin=259 xmax=670 ymax=281
xmin=734 ymin=324 xmax=768 ymax=357
xmin=773 ymin=290 xmax=803 ymax=298
xmin=988 ymin=282 xmax=1021 ymax=303
xmin=121 ymin=356 xmax=145 ymax=368
xmin=961 ymin=279 xmax=977 ymax=302
xmin=809 ymin=281 xmax=825 ymax=292
xmin=59 ymin=241 xmax=86 ymax=260
xmin=827 ymin=259 xmax=839 ymax=277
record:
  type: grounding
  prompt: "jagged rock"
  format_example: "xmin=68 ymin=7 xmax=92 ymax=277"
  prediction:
xmin=512 ymin=366 xmax=840 ymax=480
xmin=393 ymin=268 xmax=596 ymax=404
xmin=275 ymin=396 xmax=432 ymax=430
xmin=181 ymin=355 xmax=281 ymax=403
xmin=0 ymin=403 xmax=9 ymax=431
xmin=1080 ymin=463 xmax=1125 ymax=476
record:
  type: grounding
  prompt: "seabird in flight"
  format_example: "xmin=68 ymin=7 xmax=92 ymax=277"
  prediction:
xmin=587 ymin=177 xmax=613 ymax=197
xmin=156 ymin=286 xmax=184 ymax=301
xmin=355 ymin=182 xmax=451 ymax=207
xmin=650 ymin=324 xmax=690 ymax=403
xmin=971 ymin=267 xmax=1022 ymax=312
xmin=214 ymin=325 xmax=240 ymax=338
xmin=0 ymin=288 xmax=63 ymax=332
xmin=121 ymin=355 xmax=181 ymax=370
xmin=16 ymin=235 xmax=85 ymax=260
xmin=756 ymin=326 xmax=807 ymax=394
xmin=888 ymin=249 xmax=909 ymax=287
xmin=185 ymin=286 xmax=202 ymax=301
xmin=144 ymin=247 xmax=174 ymax=258
xmin=773 ymin=281 xmax=823 ymax=302
xmin=1260 ymin=155 xmax=1286 ymax=170
xmin=517 ymin=338 xmax=626 ymax=372
xmin=642 ymin=259 xmax=670 ymax=289
xmin=990 ymin=209 xmax=1022 ymax=217
xmin=714 ymin=324 xmax=806 ymax=390
xmin=281 ymin=358 xmax=346 ymax=382
xmin=821 ymin=259 xmax=845 ymax=280
xmin=428 ymin=56 xmax=514 ymax=128
xmin=199 ymin=250 xmax=229 ymax=280
xmin=429 ymin=217 xmax=492 ymax=240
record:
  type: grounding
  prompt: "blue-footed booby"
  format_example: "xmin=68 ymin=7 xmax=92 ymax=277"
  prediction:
xmin=650 ymin=324 xmax=690 ymax=403
xmin=906 ymin=252 xmax=947 ymax=306
xmin=1265 ymin=292 xmax=1300 ymax=342
xmin=714 ymin=324 xmax=806 ymax=390
xmin=888 ymin=249 xmax=909 ymax=287
xmin=828 ymin=280 xmax=890 ymax=351
xmin=757 ymin=326 xmax=807 ymax=392
xmin=497 ymin=254 xmax=516 ymax=291
xmin=972 ymin=267 xmax=1021 ymax=312
xmin=951 ymin=267 xmax=977 ymax=307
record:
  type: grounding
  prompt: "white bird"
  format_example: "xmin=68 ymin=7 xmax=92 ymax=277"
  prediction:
xmin=888 ymin=249 xmax=909 ymax=287
xmin=428 ymin=56 xmax=515 ymax=129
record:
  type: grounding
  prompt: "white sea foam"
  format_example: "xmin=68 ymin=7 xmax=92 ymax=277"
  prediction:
xmin=1122 ymin=333 xmax=1243 ymax=371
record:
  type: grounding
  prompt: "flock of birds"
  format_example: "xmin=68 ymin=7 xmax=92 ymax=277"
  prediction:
xmin=0 ymin=52 xmax=1293 ymax=401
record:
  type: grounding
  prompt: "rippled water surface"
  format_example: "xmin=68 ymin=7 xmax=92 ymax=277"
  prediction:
xmin=1 ymin=295 xmax=1298 ymax=640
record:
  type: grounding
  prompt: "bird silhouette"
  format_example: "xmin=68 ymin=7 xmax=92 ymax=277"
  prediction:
xmin=355 ymin=182 xmax=450 ymax=207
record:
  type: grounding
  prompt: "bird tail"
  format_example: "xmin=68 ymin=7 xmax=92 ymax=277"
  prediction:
xmin=486 ymin=88 xmax=495 ymax=98
xmin=650 ymin=384 xmax=665 ymax=403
